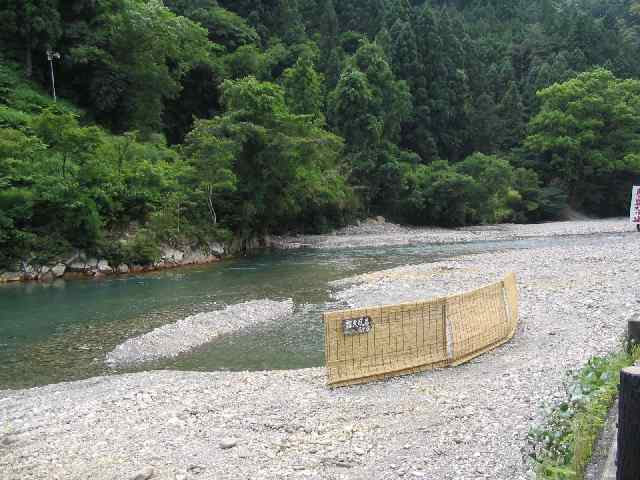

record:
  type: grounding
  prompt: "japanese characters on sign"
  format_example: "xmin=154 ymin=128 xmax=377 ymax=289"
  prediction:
xmin=342 ymin=316 xmax=373 ymax=336
xmin=630 ymin=186 xmax=640 ymax=224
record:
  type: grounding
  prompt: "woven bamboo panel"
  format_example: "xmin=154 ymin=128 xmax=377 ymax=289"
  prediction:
xmin=324 ymin=273 xmax=519 ymax=387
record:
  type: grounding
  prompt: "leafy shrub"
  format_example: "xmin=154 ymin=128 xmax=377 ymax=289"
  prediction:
xmin=125 ymin=231 xmax=162 ymax=265
xmin=538 ymin=183 xmax=569 ymax=220
xmin=528 ymin=348 xmax=640 ymax=479
xmin=0 ymin=105 xmax=31 ymax=129
xmin=402 ymin=155 xmax=541 ymax=227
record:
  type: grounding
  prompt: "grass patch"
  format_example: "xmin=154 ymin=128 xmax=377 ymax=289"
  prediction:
xmin=528 ymin=346 xmax=640 ymax=479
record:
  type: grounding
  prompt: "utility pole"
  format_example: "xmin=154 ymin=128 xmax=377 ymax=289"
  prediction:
xmin=46 ymin=50 xmax=61 ymax=102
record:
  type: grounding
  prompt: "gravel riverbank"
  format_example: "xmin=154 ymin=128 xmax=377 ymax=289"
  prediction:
xmin=275 ymin=217 xmax=633 ymax=250
xmin=1 ymin=220 xmax=639 ymax=480
xmin=105 ymin=300 xmax=294 ymax=367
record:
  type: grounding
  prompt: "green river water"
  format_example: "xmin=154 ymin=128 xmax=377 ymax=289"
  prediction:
xmin=0 ymin=235 xmax=611 ymax=390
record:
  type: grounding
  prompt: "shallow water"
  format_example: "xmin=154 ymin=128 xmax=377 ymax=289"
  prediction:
xmin=0 ymin=233 xmax=621 ymax=389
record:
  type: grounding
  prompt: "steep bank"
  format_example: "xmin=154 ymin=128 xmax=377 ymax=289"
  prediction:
xmin=1 ymin=220 xmax=637 ymax=480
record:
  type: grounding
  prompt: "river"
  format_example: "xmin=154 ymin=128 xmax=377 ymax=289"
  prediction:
xmin=0 ymin=234 xmax=605 ymax=390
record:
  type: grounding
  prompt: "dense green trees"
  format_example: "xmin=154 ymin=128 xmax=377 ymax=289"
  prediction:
xmin=2 ymin=0 xmax=640 ymax=268
xmin=69 ymin=0 xmax=212 ymax=134
xmin=184 ymin=76 xmax=354 ymax=235
xmin=0 ymin=0 xmax=61 ymax=77
xmin=526 ymin=68 xmax=640 ymax=215
xmin=0 ymin=100 xmax=190 ymax=267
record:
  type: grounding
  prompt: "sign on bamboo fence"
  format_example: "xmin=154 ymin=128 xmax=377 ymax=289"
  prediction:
xmin=323 ymin=273 xmax=519 ymax=387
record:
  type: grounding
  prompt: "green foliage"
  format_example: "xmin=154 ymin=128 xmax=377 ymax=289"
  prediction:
xmin=282 ymin=49 xmax=324 ymax=117
xmin=0 ymin=0 xmax=61 ymax=77
xmin=124 ymin=231 xmax=162 ymax=265
xmin=183 ymin=76 xmax=355 ymax=235
xmin=2 ymin=0 xmax=640 ymax=269
xmin=0 ymin=70 xmax=196 ymax=268
xmin=69 ymin=0 xmax=213 ymax=134
xmin=526 ymin=69 xmax=640 ymax=214
xmin=455 ymin=153 xmax=515 ymax=224
xmin=528 ymin=348 xmax=640 ymax=480
xmin=402 ymin=160 xmax=477 ymax=227
xmin=165 ymin=0 xmax=259 ymax=51
xmin=402 ymin=154 xmax=550 ymax=226
xmin=327 ymin=40 xmax=412 ymax=212
xmin=95 ymin=231 xmax=161 ymax=266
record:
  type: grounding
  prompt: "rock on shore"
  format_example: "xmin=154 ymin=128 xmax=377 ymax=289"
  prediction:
xmin=0 ymin=243 xmax=225 ymax=284
xmin=105 ymin=299 xmax=294 ymax=367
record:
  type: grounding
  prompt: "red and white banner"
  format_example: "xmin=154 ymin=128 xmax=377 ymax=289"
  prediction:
xmin=630 ymin=186 xmax=640 ymax=224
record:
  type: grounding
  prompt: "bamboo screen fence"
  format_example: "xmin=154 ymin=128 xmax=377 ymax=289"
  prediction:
xmin=324 ymin=273 xmax=519 ymax=387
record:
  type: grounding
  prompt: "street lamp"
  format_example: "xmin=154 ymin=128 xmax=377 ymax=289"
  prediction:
xmin=46 ymin=50 xmax=61 ymax=102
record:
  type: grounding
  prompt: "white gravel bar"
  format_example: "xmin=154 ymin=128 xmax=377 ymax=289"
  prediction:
xmin=2 ymin=219 xmax=639 ymax=480
xmin=105 ymin=299 xmax=294 ymax=367
xmin=275 ymin=217 xmax=632 ymax=249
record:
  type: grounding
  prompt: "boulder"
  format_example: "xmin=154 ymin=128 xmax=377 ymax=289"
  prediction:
xmin=51 ymin=263 xmax=66 ymax=278
xmin=130 ymin=466 xmax=154 ymax=480
xmin=219 ymin=438 xmax=238 ymax=450
xmin=86 ymin=258 xmax=99 ymax=268
xmin=183 ymin=249 xmax=206 ymax=265
xmin=117 ymin=264 xmax=130 ymax=274
xmin=22 ymin=264 xmax=37 ymax=280
xmin=161 ymin=247 xmax=184 ymax=263
xmin=68 ymin=261 xmax=88 ymax=273
xmin=97 ymin=260 xmax=112 ymax=274
xmin=0 ymin=272 xmax=23 ymax=282
xmin=208 ymin=242 xmax=225 ymax=256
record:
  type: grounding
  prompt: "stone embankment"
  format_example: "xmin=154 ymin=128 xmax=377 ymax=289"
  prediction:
xmin=1 ymin=219 xmax=639 ymax=480
xmin=105 ymin=299 xmax=294 ymax=367
xmin=0 ymin=234 xmax=282 ymax=284
xmin=0 ymin=243 xmax=225 ymax=283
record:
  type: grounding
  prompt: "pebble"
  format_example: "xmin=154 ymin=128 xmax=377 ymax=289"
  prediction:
xmin=187 ymin=465 xmax=205 ymax=475
xmin=219 ymin=438 xmax=238 ymax=450
xmin=237 ymin=447 xmax=251 ymax=458
xmin=130 ymin=466 xmax=154 ymax=480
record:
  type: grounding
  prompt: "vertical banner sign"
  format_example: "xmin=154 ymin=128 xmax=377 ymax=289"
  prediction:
xmin=630 ymin=186 xmax=640 ymax=224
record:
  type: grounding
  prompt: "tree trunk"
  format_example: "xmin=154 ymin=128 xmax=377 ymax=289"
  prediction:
xmin=617 ymin=366 xmax=640 ymax=480
xmin=207 ymin=186 xmax=217 ymax=225
xmin=25 ymin=34 xmax=33 ymax=78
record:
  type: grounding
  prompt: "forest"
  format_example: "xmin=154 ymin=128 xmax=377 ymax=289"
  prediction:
xmin=2 ymin=0 xmax=640 ymax=268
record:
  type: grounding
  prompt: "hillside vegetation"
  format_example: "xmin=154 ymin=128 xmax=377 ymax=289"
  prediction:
xmin=2 ymin=0 xmax=640 ymax=269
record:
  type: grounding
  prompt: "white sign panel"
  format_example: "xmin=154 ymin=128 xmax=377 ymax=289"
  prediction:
xmin=342 ymin=316 xmax=373 ymax=336
xmin=630 ymin=186 xmax=640 ymax=224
